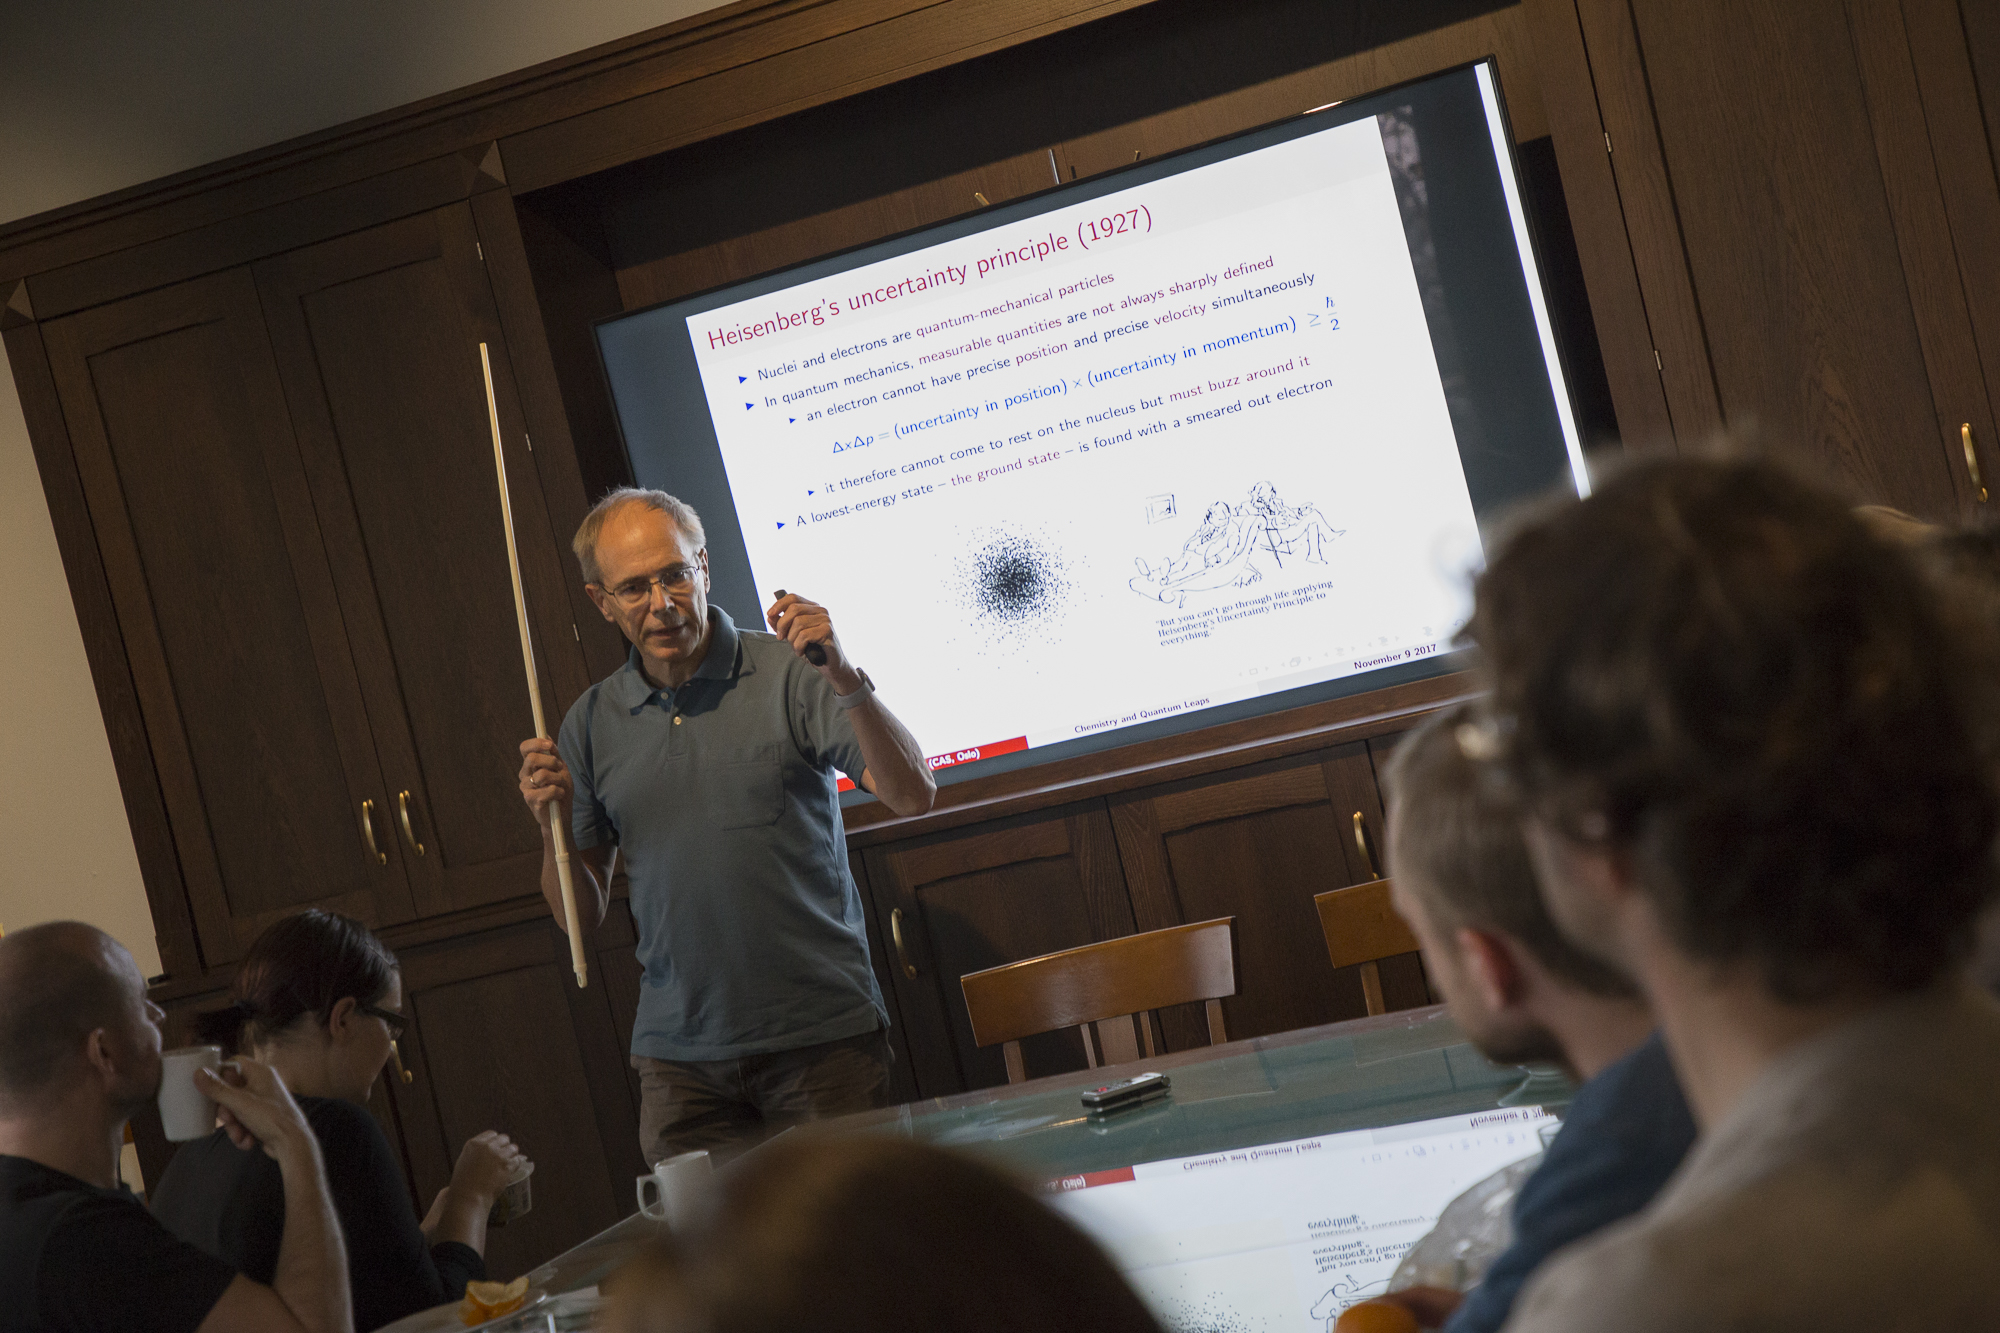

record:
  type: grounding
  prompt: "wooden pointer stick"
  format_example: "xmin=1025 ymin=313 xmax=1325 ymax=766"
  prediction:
xmin=482 ymin=342 xmax=588 ymax=989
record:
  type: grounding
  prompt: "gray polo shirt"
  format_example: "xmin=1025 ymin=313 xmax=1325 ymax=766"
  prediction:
xmin=558 ymin=606 xmax=887 ymax=1061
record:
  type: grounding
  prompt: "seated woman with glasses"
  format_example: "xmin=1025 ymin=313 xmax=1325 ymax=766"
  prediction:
xmin=151 ymin=909 xmax=530 ymax=1332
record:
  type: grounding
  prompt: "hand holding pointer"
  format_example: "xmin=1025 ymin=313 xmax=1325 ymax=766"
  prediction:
xmin=769 ymin=590 xmax=830 ymax=666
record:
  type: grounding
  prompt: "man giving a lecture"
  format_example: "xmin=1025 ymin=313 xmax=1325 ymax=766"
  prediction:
xmin=518 ymin=488 xmax=934 ymax=1163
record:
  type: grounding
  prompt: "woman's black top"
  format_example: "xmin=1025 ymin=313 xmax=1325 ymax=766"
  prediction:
xmin=149 ymin=1095 xmax=484 ymax=1332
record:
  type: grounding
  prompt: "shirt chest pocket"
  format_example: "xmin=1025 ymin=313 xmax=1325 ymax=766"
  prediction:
xmin=709 ymin=745 xmax=786 ymax=829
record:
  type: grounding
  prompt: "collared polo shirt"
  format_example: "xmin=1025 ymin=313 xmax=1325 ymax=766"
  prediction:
xmin=558 ymin=606 xmax=887 ymax=1061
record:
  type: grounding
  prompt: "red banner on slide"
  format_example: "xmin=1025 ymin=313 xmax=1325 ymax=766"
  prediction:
xmin=1045 ymin=1166 xmax=1138 ymax=1193
xmin=836 ymin=734 xmax=1031 ymax=792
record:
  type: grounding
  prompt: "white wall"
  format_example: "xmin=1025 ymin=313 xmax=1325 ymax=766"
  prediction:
xmin=0 ymin=0 xmax=726 ymax=974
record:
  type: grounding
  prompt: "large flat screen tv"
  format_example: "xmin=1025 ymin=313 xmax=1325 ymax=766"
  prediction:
xmin=596 ymin=60 xmax=1587 ymax=797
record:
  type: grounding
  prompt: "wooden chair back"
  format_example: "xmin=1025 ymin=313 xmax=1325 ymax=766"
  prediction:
xmin=960 ymin=917 xmax=1237 ymax=1084
xmin=1314 ymin=878 xmax=1423 ymax=1016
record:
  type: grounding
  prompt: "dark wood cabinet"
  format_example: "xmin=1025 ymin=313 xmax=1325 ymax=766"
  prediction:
xmin=385 ymin=916 xmax=644 ymax=1281
xmin=37 ymin=204 xmax=589 ymax=968
xmin=40 ymin=269 xmax=420 ymax=962
xmin=254 ymin=204 xmax=588 ymax=919
xmin=1530 ymin=0 xmax=2000 ymax=511
xmin=864 ymin=805 xmax=1136 ymax=1094
xmin=1110 ymin=741 xmax=1425 ymax=1048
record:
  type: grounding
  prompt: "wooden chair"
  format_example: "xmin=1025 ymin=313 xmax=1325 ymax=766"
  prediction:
xmin=960 ymin=918 xmax=1237 ymax=1084
xmin=1314 ymin=878 xmax=1423 ymax=1016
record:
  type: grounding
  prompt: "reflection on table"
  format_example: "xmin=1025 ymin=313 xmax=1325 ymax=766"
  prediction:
xmin=443 ymin=1003 xmax=1561 ymax=1320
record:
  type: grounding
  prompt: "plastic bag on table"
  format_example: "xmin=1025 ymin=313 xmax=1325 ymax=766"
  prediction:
xmin=1387 ymin=1150 xmax=1542 ymax=1294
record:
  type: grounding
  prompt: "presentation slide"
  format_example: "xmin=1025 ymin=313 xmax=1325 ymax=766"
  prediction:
xmin=686 ymin=115 xmax=1479 ymax=774
xmin=1046 ymin=1107 xmax=1552 ymax=1333
xmin=599 ymin=61 xmax=1586 ymax=786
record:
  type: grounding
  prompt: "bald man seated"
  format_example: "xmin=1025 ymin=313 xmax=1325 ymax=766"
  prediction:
xmin=0 ymin=922 xmax=352 ymax=1333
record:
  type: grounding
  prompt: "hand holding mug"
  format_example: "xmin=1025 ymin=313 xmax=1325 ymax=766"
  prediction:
xmin=451 ymin=1130 xmax=528 ymax=1206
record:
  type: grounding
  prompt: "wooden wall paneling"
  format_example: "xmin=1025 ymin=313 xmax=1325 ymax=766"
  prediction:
xmin=391 ymin=921 xmax=631 ymax=1279
xmin=1965 ymin=0 xmax=2000 ymax=178
xmin=1 ymin=323 xmax=202 ymax=981
xmin=554 ymin=926 xmax=649 ymax=1212
xmin=1900 ymin=0 xmax=2000 ymax=498
xmin=612 ymin=150 xmax=1063 ymax=311
xmin=1521 ymin=0 xmax=1673 ymax=449
xmin=0 ymin=0 xmax=1176 ymax=293
xmin=508 ymin=193 xmax=634 ymax=546
xmin=859 ymin=842 xmax=953 ymax=1095
xmin=40 ymin=269 xmax=416 ymax=963
xmin=1112 ymin=752 xmax=1380 ymax=1045
xmin=1566 ymin=0 xmax=1723 ymax=445
xmin=499 ymin=0 xmax=1162 ymax=193
xmin=1104 ymin=796 xmax=1208 ymax=1052
xmin=363 ymin=1058 xmax=423 ymax=1213
xmin=589 ymin=897 xmax=648 ymax=1121
xmin=1622 ymin=0 xmax=1960 ymax=514
xmin=848 ymin=850 xmax=922 ymax=1106
xmin=252 ymin=207 xmax=587 ymax=917
xmin=22 ymin=152 xmax=491 ymax=321
xmin=1848 ymin=0 xmax=1998 ymax=515
xmin=865 ymin=805 xmax=1133 ymax=1093
xmin=468 ymin=189 xmax=632 ymax=690
xmin=846 ymin=671 xmax=1474 ymax=844
xmin=1057 ymin=8 xmax=1544 ymax=182
xmin=1355 ymin=728 xmax=1431 ymax=1009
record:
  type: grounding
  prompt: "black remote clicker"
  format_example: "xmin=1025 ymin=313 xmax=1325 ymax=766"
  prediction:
xmin=772 ymin=590 xmax=828 ymax=665
xmin=1081 ymin=1072 xmax=1171 ymax=1112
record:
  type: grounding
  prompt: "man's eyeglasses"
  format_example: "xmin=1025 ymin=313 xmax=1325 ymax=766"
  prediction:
xmin=601 ymin=564 xmax=701 ymax=610
xmin=360 ymin=1004 xmax=407 ymax=1039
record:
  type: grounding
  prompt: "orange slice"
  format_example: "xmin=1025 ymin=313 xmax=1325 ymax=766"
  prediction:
xmin=1333 ymin=1300 xmax=1421 ymax=1333
xmin=459 ymin=1276 xmax=531 ymax=1325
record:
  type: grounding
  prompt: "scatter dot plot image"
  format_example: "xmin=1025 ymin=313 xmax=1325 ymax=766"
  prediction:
xmin=1151 ymin=1290 xmax=1273 ymax=1333
xmin=954 ymin=526 xmax=1073 ymax=643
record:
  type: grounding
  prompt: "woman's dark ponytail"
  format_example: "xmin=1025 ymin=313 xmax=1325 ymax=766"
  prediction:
xmin=192 ymin=910 xmax=397 ymax=1055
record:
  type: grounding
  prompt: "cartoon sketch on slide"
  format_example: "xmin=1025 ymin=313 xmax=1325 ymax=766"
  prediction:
xmin=1130 ymin=481 xmax=1345 ymax=608
xmin=1309 ymin=1274 xmax=1392 ymax=1330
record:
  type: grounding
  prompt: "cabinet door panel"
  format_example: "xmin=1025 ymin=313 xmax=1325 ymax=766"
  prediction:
xmin=1111 ymin=744 xmax=1427 ymax=1046
xmin=389 ymin=922 xmax=637 ymax=1281
xmin=865 ymin=807 xmax=1135 ymax=1095
xmin=256 ymin=207 xmax=590 ymax=915
xmin=42 ymin=269 xmax=413 ymax=961
xmin=1623 ymin=0 xmax=1965 ymax=515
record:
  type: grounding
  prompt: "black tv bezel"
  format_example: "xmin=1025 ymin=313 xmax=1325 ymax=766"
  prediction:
xmin=590 ymin=57 xmax=1579 ymax=800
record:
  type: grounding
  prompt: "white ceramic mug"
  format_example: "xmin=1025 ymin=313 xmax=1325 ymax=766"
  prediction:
xmin=636 ymin=1149 xmax=713 ymax=1230
xmin=157 ymin=1045 xmax=223 ymax=1142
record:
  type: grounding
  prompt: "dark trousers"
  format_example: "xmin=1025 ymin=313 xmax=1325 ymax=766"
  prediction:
xmin=632 ymin=1028 xmax=892 ymax=1165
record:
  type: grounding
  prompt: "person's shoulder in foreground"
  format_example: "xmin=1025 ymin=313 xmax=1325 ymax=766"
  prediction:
xmin=1507 ymin=984 xmax=2000 ymax=1332
xmin=1446 ymin=1033 xmax=1694 ymax=1333
xmin=1470 ymin=454 xmax=2000 ymax=1333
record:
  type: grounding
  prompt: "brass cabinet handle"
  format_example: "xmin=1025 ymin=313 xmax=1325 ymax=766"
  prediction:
xmin=390 ymin=1038 xmax=413 ymax=1085
xmin=360 ymin=799 xmax=387 ymax=866
xmin=1353 ymin=811 xmax=1384 ymax=881
xmin=890 ymin=908 xmax=918 ymax=979
xmin=1964 ymin=424 xmax=1987 ymax=503
xmin=397 ymin=790 xmax=426 ymax=856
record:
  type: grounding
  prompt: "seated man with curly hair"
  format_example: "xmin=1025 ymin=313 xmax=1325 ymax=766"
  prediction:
xmin=1468 ymin=457 xmax=2000 ymax=1332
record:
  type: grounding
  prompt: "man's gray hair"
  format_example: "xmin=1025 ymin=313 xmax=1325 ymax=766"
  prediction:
xmin=572 ymin=488 xmax=707 ymax=585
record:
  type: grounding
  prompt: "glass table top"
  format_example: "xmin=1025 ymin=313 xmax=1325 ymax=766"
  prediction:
xmin=497 ymin=1003 xmax=1565 ymax=1311
xmin=842 ymin=1003 xmax=1559 ymax=1183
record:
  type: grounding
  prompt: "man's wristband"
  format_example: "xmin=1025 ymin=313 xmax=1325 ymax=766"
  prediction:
xmin=835 ymin=669 xmax=876 ymax=710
